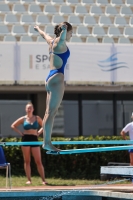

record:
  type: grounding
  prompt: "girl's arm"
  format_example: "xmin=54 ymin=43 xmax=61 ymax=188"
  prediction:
xmin=36 ymin=116 xmax=43 ymax=136
xmin=34 ymin=25 xmax=53 ymax=44
xmin=120 ymin=130 xmax=127 ymax=140
xmin=58 ymin=24 xmax=67 ymax=43
xmin=11 ymin=117 xmax=24 ymax=136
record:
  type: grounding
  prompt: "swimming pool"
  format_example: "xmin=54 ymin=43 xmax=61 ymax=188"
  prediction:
xmin=0 ymin=189 xmax=133 ymax=200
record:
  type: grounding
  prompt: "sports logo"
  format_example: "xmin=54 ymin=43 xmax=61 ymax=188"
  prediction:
xmin=98 ymin=52 xmax=128 ymax=71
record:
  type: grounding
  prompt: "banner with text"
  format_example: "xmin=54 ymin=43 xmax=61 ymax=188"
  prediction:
xmin=0 ymin=42 xmax=133 ymax=84
xmin=0 ymin=43 xmax=14 ymax=84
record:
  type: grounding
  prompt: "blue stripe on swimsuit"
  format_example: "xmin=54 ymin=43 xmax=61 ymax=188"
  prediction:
xmin=46 ymin=41 xmax=70 ymax=82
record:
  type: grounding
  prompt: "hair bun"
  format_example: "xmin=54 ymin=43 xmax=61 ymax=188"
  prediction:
xmin=54 ymin=22 xmax=72 ymax=37
xmin=54 ymin=25 xmax=62 ymax=37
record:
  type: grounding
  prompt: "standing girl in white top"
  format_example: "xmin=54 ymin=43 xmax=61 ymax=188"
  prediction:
xmin=120 ymin=113 xmax=133 ymax=166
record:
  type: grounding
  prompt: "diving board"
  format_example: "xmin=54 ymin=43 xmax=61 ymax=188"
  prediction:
xmin=1 ymin=140 xmax=133 ymax=146
xmin=46 ymin=145 xmax=133 ymax=155
xmin=101 ymin=166 xmax=133 ymax=176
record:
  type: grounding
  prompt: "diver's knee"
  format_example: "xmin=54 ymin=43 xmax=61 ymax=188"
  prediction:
xmin=45 ymin=109 xmax=57 ymax=118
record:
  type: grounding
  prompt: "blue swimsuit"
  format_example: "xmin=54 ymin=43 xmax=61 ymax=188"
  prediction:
xmin=46 ymin=40 xmax=70 ymax=82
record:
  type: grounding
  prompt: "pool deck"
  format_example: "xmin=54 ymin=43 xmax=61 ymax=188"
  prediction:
xmin=0 ymin=184 xmax=133 ymax=199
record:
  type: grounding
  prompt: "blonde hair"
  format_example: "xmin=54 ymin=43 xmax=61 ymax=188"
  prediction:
xmin=26 ymin=102 xmax=34 ymax=108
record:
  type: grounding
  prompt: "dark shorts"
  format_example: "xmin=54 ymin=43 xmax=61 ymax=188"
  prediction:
xmin=128 ymin=149 xmax=133 ymax=153
xmin=22 ymin=134 xmax=39 ymax=147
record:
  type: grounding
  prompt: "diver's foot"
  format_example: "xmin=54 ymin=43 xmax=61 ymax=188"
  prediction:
xmin=42 ymin=143 xmax=60 ymax=152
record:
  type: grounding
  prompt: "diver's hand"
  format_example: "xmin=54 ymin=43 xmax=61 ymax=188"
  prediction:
xmin=34 ymin=25 xmax=39 ymax=32
xmin=61 ymin=24 xmax=67 ymax=31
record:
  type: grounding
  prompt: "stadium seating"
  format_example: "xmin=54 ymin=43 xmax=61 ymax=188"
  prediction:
xmin=99 ymin=16 xmax=113 ymax=27
xmin=76 ymin=26 xmax=91 ymax=37
xmin=52 ymin=15 xmax=65 ymax=26
xmin=83 ymin=15 xmax=97 ymax=27
xmin=123 ymin=27 xmax=133 ymax=38
xmin=51 ymin=0 xmax=66 ymax=5
xmin=35 ymin=0 xmax=50 ymax=5
xmin=120 ymin=6 xmax=133 ymax=16
xmin=59 ymin=5 xmax=73 ymax=16
xmin=125 ymin=0 xmax=133 ymax=7
xmin=102 ymin=36 xmax=114 ymax=43
xmin=0 ymin=0 xmax=133 ymax=43
xmin=110 ymin=0 xmax=123 ymax=6
xmin=0 ymin=16 xmax=3 ymax=24
xmin=68 ymin=15 xmax=82 ymax=26
xmin=20 ymin=14 xmax=34 ymax=25
xmin=36 ymin=15 xmax=51 ymax=25
xmin=81 ymin=0 xmax=95 ymax=6
xmin=20 ymin=0 xmax=35 ymax=4
xmin=37 ymin=35 xmax=47 ymax=42
xmin=4 ymin=14 xmax=19 ymax=25
xmin=12 ymin=4 xmax=27 ymax=14
xmin=70 ymin=35 xmax=83 ymax=42
xmin=3 ymin=35 xmax=16 ymax=41
xmin=108 ymin=26 xmax=123 ymax=37
xmin=45 ymin=25 xmax=55 ymax=37
xmin=129 ymin=17 xmax=133 ymax=27
xmin=96 ymin=0 xmax=109 ymax=6
xmin=28 ymin=25 xmax=39 ymax=36
xmin=11 ymin=25 xmax=27 ymax=36
xmin=44 ymin=5 xmax=58 ymax=15
xmin=86 ymin=36 xmax=98 ymax=43
xmin=74 ymin=5 xmax=89 ymax=16
xmin=105 ymin=5 xmax=118 ymax=16
xmin=20 ymin=35 xmax=33 ymax=41
xmin=92 ymin=26 xmax=107 ymax=37
xmin=28 ymin=4 xmax=42 ymax=15
xmin=66 ymin=0 xmax=80 ymax=6
xmin=90 ymin=5 xmax=103 ymax=16
xmin=118 ymin=37 xmax=131 ymax=43
xmin=114 ymin=16 xmax=128 ymax=27
xmin=0 ymin=4 xmax=11 ymax=13
xmin=0 ymin=25 xmax=10 ymax=35
xmin=5 ymin=0 xmax=20 ymax=3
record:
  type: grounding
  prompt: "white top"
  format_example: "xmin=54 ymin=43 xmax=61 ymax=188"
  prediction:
xmin=123 ymin=122 xmax=133 ymax=140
